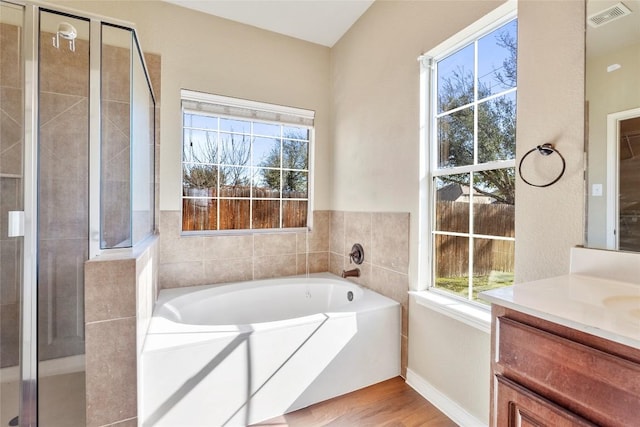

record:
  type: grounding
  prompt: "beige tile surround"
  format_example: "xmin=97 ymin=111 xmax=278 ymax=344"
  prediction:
xmin=328 ymin=211 xmax=410 ymax=377
xmin=84 ymin=235 xmax=158 ymax=427
xmin=158 ymin=209 xmax=410 ymax=376
xmin=158 ymin=210 xmax=331 ymax=287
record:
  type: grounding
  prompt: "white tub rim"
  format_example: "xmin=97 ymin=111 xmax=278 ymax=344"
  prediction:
xmin=144 ymin=273 xmax=399 ymax=350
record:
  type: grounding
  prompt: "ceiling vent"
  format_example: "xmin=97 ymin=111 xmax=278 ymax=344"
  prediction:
xmin=588 ymin=2 xmax=632 ymax=28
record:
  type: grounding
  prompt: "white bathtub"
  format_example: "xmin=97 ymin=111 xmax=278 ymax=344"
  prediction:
xmin=140 ymin=273 xmax=400 ymax=426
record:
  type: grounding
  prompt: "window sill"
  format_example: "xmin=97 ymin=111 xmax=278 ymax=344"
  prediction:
xmin=410 ymin=290 xmax=491 ymax=334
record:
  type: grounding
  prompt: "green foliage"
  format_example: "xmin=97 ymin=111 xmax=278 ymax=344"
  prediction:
xmin=437 ymin=25 xmax=517 ymax=206
xmin=436 ymin=271 xmax=514 ymax=302
xmin=260 ymin=132 xmax=308 ymax=195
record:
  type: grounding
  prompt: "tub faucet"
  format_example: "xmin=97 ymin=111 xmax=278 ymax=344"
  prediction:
xmin=342 ymin=268 xmax=360 ymax=278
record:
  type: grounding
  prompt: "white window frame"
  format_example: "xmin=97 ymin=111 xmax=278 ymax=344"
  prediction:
xmin=416 ymin=0 xmax=517 ymax=329
xmin=180 ymin=89 xmax=315 ymax=234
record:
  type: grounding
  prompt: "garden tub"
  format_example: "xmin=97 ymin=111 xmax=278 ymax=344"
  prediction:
xmin=140 ymin=273 xmax=400 ymax=426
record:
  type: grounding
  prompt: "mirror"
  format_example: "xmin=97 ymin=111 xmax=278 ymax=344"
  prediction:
xmin=586 ymin=0 xmax=640 ymax=251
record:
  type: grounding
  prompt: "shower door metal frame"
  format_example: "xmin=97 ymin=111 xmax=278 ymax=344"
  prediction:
xmin=4 ymin=1 xmax=156 ymax=424
xmin=21 ymin=3 xmax=39 ymax=426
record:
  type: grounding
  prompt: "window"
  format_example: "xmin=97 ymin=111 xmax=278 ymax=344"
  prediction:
xmin=181 ymin=90 xmax=314 ymax=232
xmin=419 ymin=5 xmax=517 ymax=303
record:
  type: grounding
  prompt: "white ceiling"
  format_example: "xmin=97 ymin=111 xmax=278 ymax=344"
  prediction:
xmin=587 ymin=0 xmax=640 ymax=57
xmin=162 ymin=0 xmax=374 ymax=47
xmin=161 ymin=0 xmax=640 ymax=53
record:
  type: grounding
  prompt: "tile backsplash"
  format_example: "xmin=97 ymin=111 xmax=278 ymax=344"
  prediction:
xmin=158 ymin=210 xmax=330 ymax=287
xmin=328 ymin=211 xmax=410 ymax=377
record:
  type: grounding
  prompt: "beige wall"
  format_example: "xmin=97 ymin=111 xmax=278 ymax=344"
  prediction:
xmin=52 ymin=0 xmax=333 ymax=213
xmin=329 ymin=2 xmax=501 ymax=422
xmin=408 ymin=299 xmax=491 ymax=420
xmin=331 ymin=0 xmax=585 ymax=424
xmin=514 ymin=0 xmax=585 ymax=283
xmin=330 ymin=0 xmax=504 ymax=287
xmin=330 ymin=0 xmax=585 ymax=287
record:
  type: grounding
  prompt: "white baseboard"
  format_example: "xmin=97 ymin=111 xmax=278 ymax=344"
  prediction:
xmin=405 ymin=368 xmax=487 ymax=427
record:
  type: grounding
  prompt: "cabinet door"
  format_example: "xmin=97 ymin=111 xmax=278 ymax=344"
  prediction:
xmin=495 ymin=375 xmax=597 ymax=427
xmin=497 ymin=316 xmax=640 ymax=425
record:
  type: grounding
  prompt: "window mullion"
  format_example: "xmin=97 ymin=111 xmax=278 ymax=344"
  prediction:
xmin=467 ymin=30 xmax=478 ymax=300
xmin=432 ymin=159 xmax=515 ymax=177
xmin=468 ymin=171 xmax=475 ymax=300
xmin=279 ymin=126 xmax=284 ymax=229
xmin=249 ymin=122 xmax=254 ymax=230
xmin=216 ymin=117 xmax=221 ymax=230
xmin=473 ymin=39 xmax=479 ymax=167
xmin=471 ymin=39 xmax=479 ymax=300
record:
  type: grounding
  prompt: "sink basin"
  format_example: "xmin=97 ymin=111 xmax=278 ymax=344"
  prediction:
xmin=602 ymin=296 xmax=640 ymax=320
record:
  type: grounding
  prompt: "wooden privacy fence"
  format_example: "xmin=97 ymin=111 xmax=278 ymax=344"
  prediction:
xmin=436 ymin=201 xmax=515 ymax=277
xmin=182 ymin=187 xmax=307 ymax=231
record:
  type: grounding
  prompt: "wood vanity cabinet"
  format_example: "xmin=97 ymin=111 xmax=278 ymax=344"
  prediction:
xmin=490 ymin=305 xmax=640 ymax=427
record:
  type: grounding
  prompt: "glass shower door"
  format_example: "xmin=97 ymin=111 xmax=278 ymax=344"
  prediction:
xmin=37 ymin=10 xmax=88 ymax=426
xmin=101 ymin=24 xmax=155 ymax=249
xmin=0 ymin=3 xmax=25 ymax=426
xmin=1 ymin=4 xmax=155 ymax=425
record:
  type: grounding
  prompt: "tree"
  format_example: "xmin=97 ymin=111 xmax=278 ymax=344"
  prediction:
xmin=260 ymin=131 xmax=308 ymax=197
xmin=182 ymin=131 xmax=252 ymax=193
xmin=493 ymin=30 xmax=517 ymax=90
xmin=437 ymin=24 xmax=517 ymax=206
xmin=183 ymin=131 xmax=218 ymax=190
xmin=220 ymin=133 xmax=251 ymax=192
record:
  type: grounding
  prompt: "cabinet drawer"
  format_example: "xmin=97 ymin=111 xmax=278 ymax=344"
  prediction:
xmin=495 ymin=375 xmax=596 ymax=427
xmin=496 ymin=316 xmax=640 ymax=426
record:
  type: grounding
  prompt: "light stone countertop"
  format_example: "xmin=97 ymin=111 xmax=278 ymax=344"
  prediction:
xmin=480 ymin=273 xmax=640 ymax=350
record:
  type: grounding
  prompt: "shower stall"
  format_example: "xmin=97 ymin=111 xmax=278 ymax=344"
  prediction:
xmin=0 ymin=1 xmax=156 ymax=425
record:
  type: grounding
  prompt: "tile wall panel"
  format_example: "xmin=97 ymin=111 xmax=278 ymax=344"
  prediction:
xmin=158 ymin=210 xmax=331 ymax=289
xmin=329 ymin=210 xmax=410 ymax=377
xmin=85 ymin=259 xmax=136 ymax=323
xmin=84 ymin=236 xmax=158 ymax=427
xmin=85 ymin=318 xmax=137 ymax=427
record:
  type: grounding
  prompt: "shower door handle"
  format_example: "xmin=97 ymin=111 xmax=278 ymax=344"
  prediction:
xmin=8 ymin=211 xmax=24 ymax=237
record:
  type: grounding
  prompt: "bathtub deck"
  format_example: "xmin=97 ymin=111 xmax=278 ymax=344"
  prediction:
xmin=252 ymin=376 xmax=457 ymax=426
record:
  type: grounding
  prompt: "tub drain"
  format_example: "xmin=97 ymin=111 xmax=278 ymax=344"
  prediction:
xmin=347 ymin=291 xmax=354 ymax=301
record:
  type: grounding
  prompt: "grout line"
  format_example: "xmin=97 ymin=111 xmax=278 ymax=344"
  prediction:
xmin=86 ymin=315 xmax=135 ymax=325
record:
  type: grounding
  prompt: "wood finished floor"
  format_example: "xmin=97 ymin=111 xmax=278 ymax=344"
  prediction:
xmin=253 ymin=376 xmax=458 ymax=427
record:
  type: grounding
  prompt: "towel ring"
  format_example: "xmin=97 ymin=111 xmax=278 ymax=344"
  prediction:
xmin=518 ymin=143 xmax=566 ymax=188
